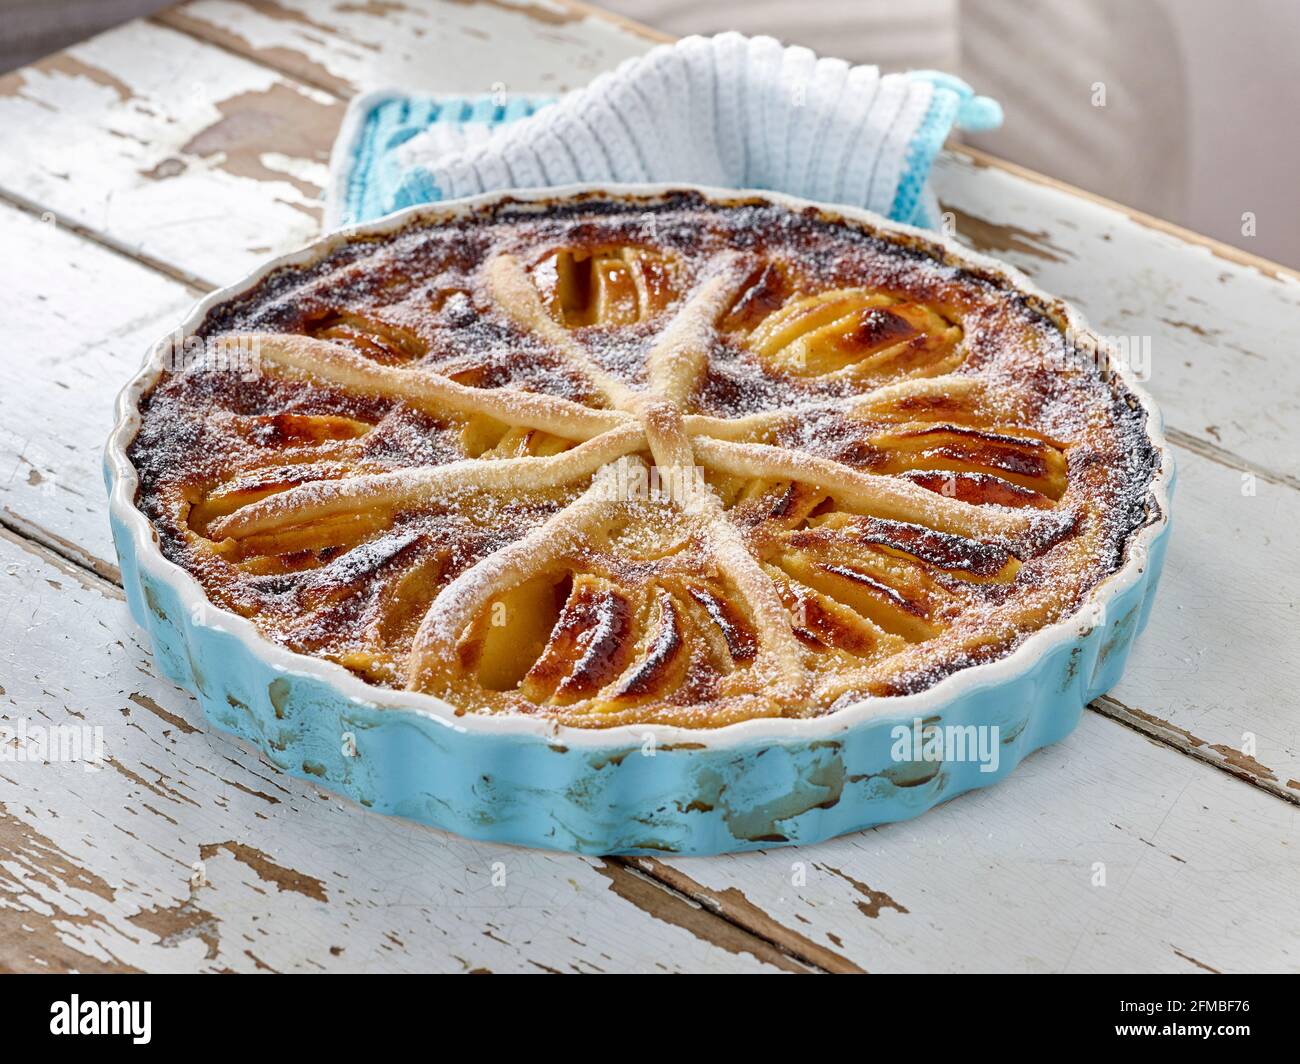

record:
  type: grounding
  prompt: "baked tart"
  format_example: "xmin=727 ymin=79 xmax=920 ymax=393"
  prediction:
xmin=125 ymin=190 xmax=1162 ymax=730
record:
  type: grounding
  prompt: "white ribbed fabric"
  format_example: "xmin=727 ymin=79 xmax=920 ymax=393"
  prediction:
xmin=397 ymin=33 xmax=935 ymax=219
xmin=327 ymin=33 xmax=1001 ymax=229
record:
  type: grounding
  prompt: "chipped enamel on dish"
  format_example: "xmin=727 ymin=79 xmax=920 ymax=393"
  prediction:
xmin=106 ymin=184 xmax=1173 ymax=855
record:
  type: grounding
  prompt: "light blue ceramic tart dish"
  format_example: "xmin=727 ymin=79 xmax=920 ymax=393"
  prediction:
xmin=105 ymin=184 xmax=1174 ymax=856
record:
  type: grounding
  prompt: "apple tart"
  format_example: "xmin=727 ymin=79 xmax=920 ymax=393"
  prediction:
xmin=128 ymin=191 xmax=1161 ymax=728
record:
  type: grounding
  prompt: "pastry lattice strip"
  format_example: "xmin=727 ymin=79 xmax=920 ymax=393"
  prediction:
xmin=195 ymin=248 xmax=1063 ymax=715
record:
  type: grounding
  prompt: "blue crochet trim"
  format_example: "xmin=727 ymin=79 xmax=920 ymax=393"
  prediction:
xmin=343 ymin=93 xmax=554 ymax=226
xmin=893 ymin=72 xmax=1003 ymax=227
xmin=341 ymin=80 xmax=1001 ymax=231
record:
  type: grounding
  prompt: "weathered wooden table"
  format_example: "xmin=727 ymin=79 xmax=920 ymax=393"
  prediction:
xmin=1 ymin=0 xmax=1296 ymax=975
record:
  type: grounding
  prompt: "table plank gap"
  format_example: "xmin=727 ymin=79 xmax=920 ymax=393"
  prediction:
xmin=0 ymin=187 xmax=214 ymax=297
xmin=617 ymin=856 xmax=867 ymax=973
xmin=0 ymin=521 xmax=125 ymax=601
xmin=1163 ymin=428 xmax=1300 ymax=493
xmin=597 ymin=859 xmax=821 ymax=973
xmin=0 ymin=511 xmax=123 ymax=588
xmin=149 ymin=8 xmax=351 ymax=102
xmin=1092 ymin=694 xmax=1300 ymax=808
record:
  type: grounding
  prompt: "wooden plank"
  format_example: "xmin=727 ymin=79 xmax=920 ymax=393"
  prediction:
xmin=0 ymin=204 xmax=197 ymax=573
xmin=156 ymin=0 xmax=659 ymax=97
xmin=951 ymin=144 xmax=1300 ymax=285
xmin=643 ymin=707 xmax=1299 ymax=973
xmin=0 ymin=2 xmax=653 ymax=288
xmin=0 ymin=526 xmax=810 ymax=973
xmin=933 ymin=150 xmax=1300 ymax=482
xmin=0 ymin=19 xmax=343 ymax=288
xmin=1100 ymin=451 xmax=1300 ymax=798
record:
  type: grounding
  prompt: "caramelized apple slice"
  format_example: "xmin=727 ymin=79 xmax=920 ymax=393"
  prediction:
xmin=235 ymin=511 xmax=395 ymax=560
xmin=519 ymin=575 xmax=637 ymax=705
xmin=316 ymin=550 xmax=453 ymax=686
xmin=295 ymin=531 xmax=426 ymax=610
xmin=533 ymin=246 xmax=678 ymax=326
xmin=683 ymin=582 xmax=758 ymax=667
xmin=739 ymin=480 xmax=831 ymax=530
xmin=463 ymin=571 xmax=571 ymax=692
xmin=481 ymin=425 xmax=575 ymax=459
xmin=748 ymin=288 xmax=962 ymax=379
xmin=800 ymin=514 xmax=1022 ymax=584
xmin=900 ymin=470 xmax=1055 ymax=510
xmin=187 ymin=463 xmax=351 ymax=538
xmin=308 ymin=310 xmax=427 ymax=364
xmin=719 ymin=261 xmax=792 ymax=333
xmin=777 ymin=546 xmax=942 ymax=642
xmin=457 ymin=412 xmax=576 ymax=459
xmin=237 ymin=412 xmax=373 ymax=448
xmin=371 ymin=550 xmax=451 ymax=646
xmin=769 ymin=567 xmax=897 ymax=657
xmin=603 ymin=587 xmax=690 ymax=708
xmin=870 ymin=424 xmax=1069 ymax=499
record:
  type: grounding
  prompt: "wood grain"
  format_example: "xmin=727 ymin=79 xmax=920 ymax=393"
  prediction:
xmin=0 ymin=19 xmax=341 ymax=287
xmin=0 ymin=204 xmax=195 ymax=570
xmin=156 ymin=0 xmax=656 ymax=98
